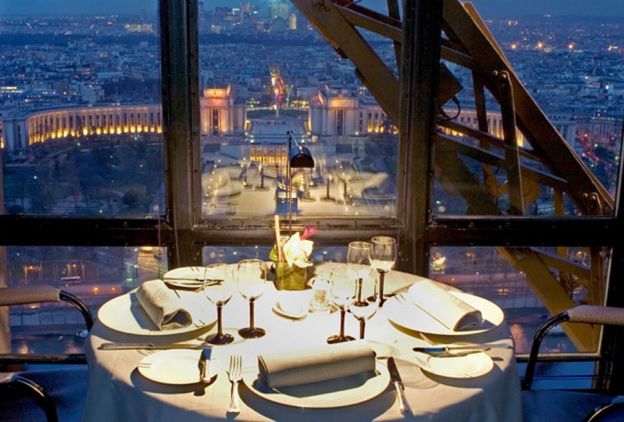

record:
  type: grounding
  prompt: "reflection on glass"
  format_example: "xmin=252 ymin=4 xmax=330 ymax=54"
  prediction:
xmin=198 ymin=2 xmax=399 ymax=220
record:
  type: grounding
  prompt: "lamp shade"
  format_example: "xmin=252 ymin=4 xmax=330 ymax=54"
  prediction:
xmin=289 ymin=145 xmax=314 ymax=168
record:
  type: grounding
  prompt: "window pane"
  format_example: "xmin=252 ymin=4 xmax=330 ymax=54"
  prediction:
xmin=429 ymin=246 xmax=607 ymax=354
xmin=433 ymin=5 xmax=621 ymax=217
xmin=203 ymin=244 xmax=344 ymax=265
xmin=0 ymin=246 xmax=166 ymax=355
xmin=0 ymin=4 xmax=164 ymax=217
xmin=199 ymin=4 xmax=398 ymax=220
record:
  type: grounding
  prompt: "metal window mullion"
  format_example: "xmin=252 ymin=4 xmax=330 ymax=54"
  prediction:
xmin=160 ymin=0 xmax=202 ymax=267
xmin=0 ymin=216 xmax=171 ymax=246
xmin=598 ymin=121 xmax=624 ymax=392
xmin=397 ymin=0 xmax=443 ymax=275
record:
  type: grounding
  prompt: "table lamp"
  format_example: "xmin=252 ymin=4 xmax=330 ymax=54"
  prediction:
xmin=287 ymin=131 xmax=314 ymax=233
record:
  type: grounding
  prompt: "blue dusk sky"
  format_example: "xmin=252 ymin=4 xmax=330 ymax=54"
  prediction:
xmin=0 ymin=0 xmax=623 ymax=17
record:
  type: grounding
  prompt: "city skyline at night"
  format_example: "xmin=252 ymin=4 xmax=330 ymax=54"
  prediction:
xmin=1 ymin=0 xmax=624 ymax=17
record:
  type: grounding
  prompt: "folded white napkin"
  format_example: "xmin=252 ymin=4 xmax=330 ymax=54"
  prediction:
xmin=407 ymin=280 xmax=483 ymax=331
xmin=135 ymin=279 xmax=193 ymax=330
xmin=258 ymin=342 xmax=376 ymax=388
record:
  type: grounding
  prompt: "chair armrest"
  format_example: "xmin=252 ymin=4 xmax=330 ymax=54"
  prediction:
xmin=0 ymin=286 xmax=93 ymax=331
xmin=523 ymin=304 xmax=624 ymax=390
xmin=567 ymin=305 xmax=624 ymax=326
xmin=0 ymin=286 xmax=60 ymax=306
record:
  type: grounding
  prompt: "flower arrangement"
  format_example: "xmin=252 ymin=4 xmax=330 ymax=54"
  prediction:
xmin=271 ymin=216 xmax=315 ymax=290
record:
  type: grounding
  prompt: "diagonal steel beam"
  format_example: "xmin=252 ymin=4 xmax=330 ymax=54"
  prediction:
xmin=443 ymin=0 xmax=613 ymax=215
xmin=290 ymin=0 xmax=400 ymax=123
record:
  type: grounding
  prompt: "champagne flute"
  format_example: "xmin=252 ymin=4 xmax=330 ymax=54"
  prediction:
xmin=237 ymin=259 xmax=267 ymax=339
xmin=370 ymin=236 xmax=397 ymax=307
xmin=327 ymin=268 xmax=356 ymax=344
xmin=203 ymin=263 xmax=235 ymax=345
xmin=349 ymin=271 xmax=378 ymax=339
xmin=346 ymin=241 xmax=372 ymax=286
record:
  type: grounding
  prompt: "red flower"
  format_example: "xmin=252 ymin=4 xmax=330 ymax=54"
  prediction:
xmin=301 ymin=226 xmax=317 ymax=240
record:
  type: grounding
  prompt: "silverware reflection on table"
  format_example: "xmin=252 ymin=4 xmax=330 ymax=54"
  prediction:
xmin=387 ymin=357 xmax=411 ymax=415
xmin=99 ymin=342 xmax=206 ymax=350
xmin=227 ymin=354 xmax=243 ymax=414
xmin=413 ymin=346 xmax=493 ymax=353
xmin=198 ymin=347 xmax=213 ymax=383
xmin=165 ymin=278 xmax=223 ymax=284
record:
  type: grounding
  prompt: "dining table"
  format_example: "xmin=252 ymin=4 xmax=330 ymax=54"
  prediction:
xmin=81 ymin=262 xmax=522 ymax=421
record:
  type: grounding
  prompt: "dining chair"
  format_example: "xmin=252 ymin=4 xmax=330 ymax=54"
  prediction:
xmin=522 ymin=305 xmax=624 ymax=422
xmin=0 ymin=285 xmax=94 ymax=422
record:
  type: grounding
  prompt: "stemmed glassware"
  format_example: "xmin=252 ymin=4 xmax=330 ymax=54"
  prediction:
xmin=346 ymin=241 xmax=372 ymax=285
xmin=346 ymin=241 xmax=378 ymax=338
xmin=236 ymin=259 xmax=267 ymax=339
xmin=370 ymin=236 xmax=397 ymax=307
xmin=349 ymin=271 xmax=378 ymax=339
xmin=327 ymin=268 xmax=356 ymax=344
xmin=203 ymin=263 xmax=235 ymax=345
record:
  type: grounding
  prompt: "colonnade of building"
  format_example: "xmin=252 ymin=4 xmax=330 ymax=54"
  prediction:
xmin=1 ymin=105 xmax=163 ymax=151
xmin=0 ymin=87 xmax=245 ymax=151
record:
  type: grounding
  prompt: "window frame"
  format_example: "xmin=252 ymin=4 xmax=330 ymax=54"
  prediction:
xmin=0 ymin=0 xmax=623 ymax=391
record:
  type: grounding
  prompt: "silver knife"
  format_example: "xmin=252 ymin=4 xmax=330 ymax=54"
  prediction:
xmin=99 ymin=342 xmax=205 ymax=350
xmin=412 ymin=346 xmax=493 ymax=353
xmin=387 ymin=357 xmax=411 ymax=415
xmin=198 ymin=347 xmax=213 ymax=383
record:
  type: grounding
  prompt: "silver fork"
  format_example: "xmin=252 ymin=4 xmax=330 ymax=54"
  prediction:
xmin=227 ymin=354 xmax=242 ymax=414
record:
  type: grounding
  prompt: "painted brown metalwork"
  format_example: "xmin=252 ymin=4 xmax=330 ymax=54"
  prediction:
xmin=289 ymin=0 xmax=615 ymax=351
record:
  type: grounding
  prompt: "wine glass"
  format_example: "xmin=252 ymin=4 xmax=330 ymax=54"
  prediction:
xmin=346 ymin=241 xmax=372 ymax=285
xmin=370 ymin=236 xmax=397 ymax=307
xmin=203 ymin=263 xmax=235 ymax=345
xmin=349 ymin=271 xmax=378 ymax=339
xmin=237 ymin=259 xmax=267 ymax=338
xmin=327 ymin=268 xmax=356 ymax=344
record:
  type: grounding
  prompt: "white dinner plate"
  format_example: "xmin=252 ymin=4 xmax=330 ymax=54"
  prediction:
xmin=243 ymin=361 xmax=390 ymax=408
xmin=138 ymin=349 xmax=215 ymax=385
xmin=272 ymin=302 xmax=308 ymax=320
xmin=385 ymin=291 xmax=504 ymax=336
xmin=97 ymin=289 xmax=216 ymax=336
xmin=272 ymin=291 xmax=312 ymax=320
xmin=411 ymin=351 xmax=494 ymax=379
xmin=163 ymin=266 xmax=208 ymax=289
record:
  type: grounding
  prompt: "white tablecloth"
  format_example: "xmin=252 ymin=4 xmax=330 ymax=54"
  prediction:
xmin=82 ymin=263 xmax=522 ymax=421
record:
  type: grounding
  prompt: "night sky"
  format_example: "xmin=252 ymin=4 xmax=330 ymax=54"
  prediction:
xmin=0 ymin=0 xmax=623 ymax=17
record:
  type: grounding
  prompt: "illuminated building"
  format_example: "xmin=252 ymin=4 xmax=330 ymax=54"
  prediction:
xmin=199 ymin=86 xmax=244 ymax=136
xmin=269 ymin=0 xmax=290 ymax=20
xmin=309 ymin=87 xmax=390 ymax=137
xmin=2 ymin=104 xmax=163 ymax=151
xmin=289 ymin=13 xmax=297 ymax=30
xmin=0 ymin=86 xmax=244 ymax=150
